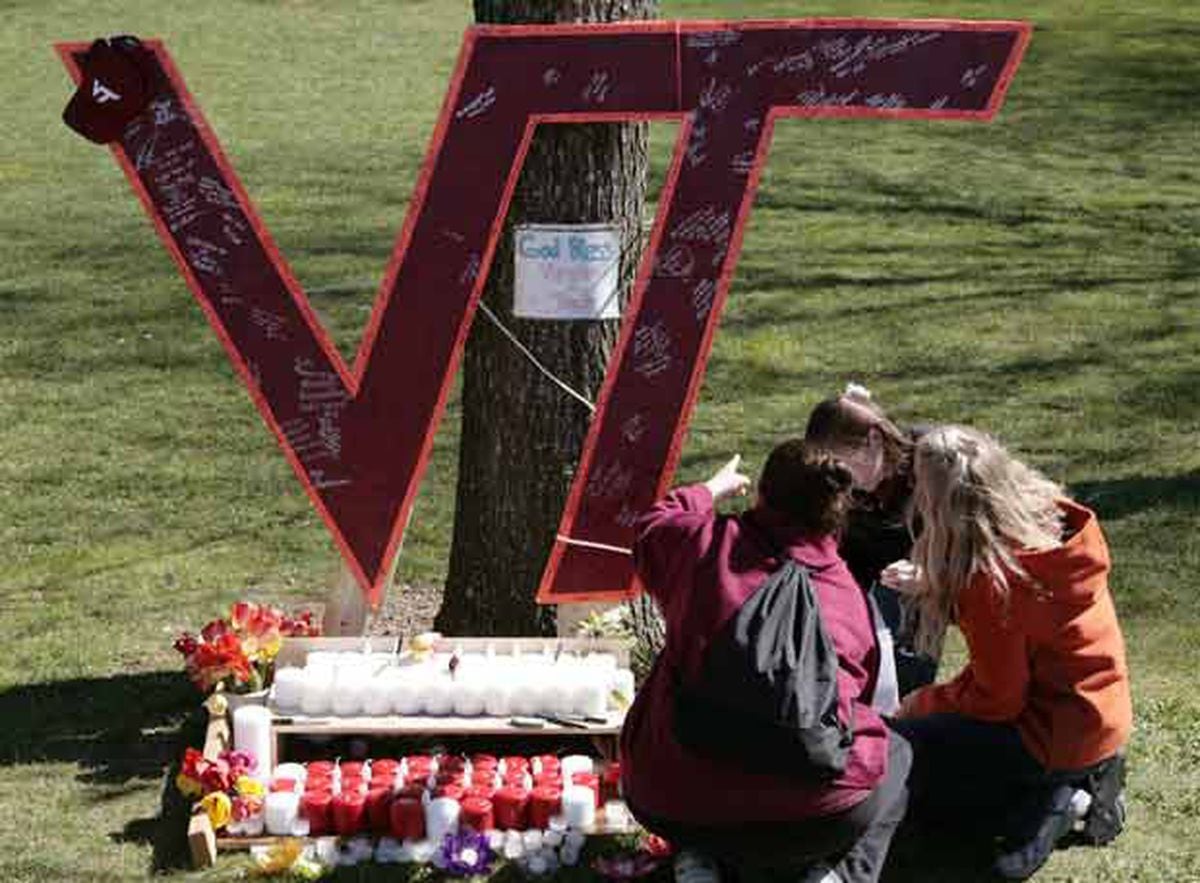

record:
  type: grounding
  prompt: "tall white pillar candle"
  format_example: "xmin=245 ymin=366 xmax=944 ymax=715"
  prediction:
xmin=232 ymin=705 xmax=273 ymax=774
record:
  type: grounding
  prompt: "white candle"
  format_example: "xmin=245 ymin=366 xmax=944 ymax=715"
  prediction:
xmin=425 ymin=796 xmax=460 ymax=843
xmin=577 ymin=673 xmax=608 ymax=718
xmin=272 ymin=667 xmax=306 ymax=711
xmin=232 ymin=705 xmax=273 ymax=773
xmin=272 ymin=762 xmax=307 ymax=786
xmin=452 ymin=678 xmax=487 ymax=716
xmin=305 ymin=651 xmax=340 ymax=672
xmin=425 ymin=676 xmax=455 ymax=716
xmin=300 ymin=669 xmax=334 ymax=715
xmin=510 ymin=670 xmax=539 ymax=717
xmin=364 ymin=671 xmax=396 ymax=716
xmin=610 ymin=668 xmax=635 ymax=708
xmin=483 ymin=676 xmax=513 ymax=717
xmin=560 ymin=786 xmax=595 ymax=829
xmin=585 ymin=653 xmax=618 ymax=673
xmin=559 ymin=755 xmax=594 ymax=779
xmin=264 ymin=791 xmax=300 ymax=835
xmin=331 ymin=670 xmax=369 ymax=716
xmin=393 ymin=674 xmax=424 ymax=715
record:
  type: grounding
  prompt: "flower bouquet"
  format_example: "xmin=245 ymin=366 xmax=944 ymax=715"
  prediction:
xmin=177 ymin=747 xmax=266 ymax=834
xmin=174 ymin=601 xmax=320 ymax=695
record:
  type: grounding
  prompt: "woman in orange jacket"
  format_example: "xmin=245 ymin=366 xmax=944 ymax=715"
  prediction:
xmin=886 ymin=425 xmax=1132 ymax=880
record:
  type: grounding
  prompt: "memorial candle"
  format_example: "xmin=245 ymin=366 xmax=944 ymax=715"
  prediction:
xmin=493 ymin=787 xmax=529 ymax=831
xmin=600 ymin=762 xmax=622 ymax=802
xmin=264 ymin=791 xmax=300 ymax=835
xmin=300 ymin=669 xmax=334 ymax=715
xmin=366 ymin=787 xmax=393 ymax=833
xmin=232 ymin=705 xmax=273 ymax=774
xmin=460 ymin=797 xmax=495 ymax=832
xmin=331 ymin=670 xmax=369 ymax=716
xmin=301 ymin=791 xmax=333 ymax=836
xmin=528 ymin=787 xmax=562 ymax=830
xmin=272 ymin=667 xmax=305 ymax=711
xmin=559 ymin=755 xmax=594 ymax=780
xmin=332 ymin=791 xmax=367 ymax=835
xmin=425 ymin=796 xmax=461 ymax=843
xmin=571 ymin=772 xmax=601 ymax=808
xmin=560 ymin=785 xmax=595 ymax=829
xmin=389 ymin=794 xmax=425 ymax=840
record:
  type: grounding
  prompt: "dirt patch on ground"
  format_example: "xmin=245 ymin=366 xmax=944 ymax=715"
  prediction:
xmin=364 ymin=582 xmax=443 ymax=638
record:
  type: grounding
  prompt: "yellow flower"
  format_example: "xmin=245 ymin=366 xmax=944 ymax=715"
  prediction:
xmin=252 ymin=838 xmax=305 ymax=875
xmin=236 ymin=776 xmax=266 ymax=798
xmin=200 ymin=791 xmax=232 ymax=830
xmin=175 ymin=772 xmax=203 ymax=799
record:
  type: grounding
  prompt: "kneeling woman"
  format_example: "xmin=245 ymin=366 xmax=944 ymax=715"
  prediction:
xmin=621 ymin=441 xmax=910 ymax=883
xmin=890 ymin=426 xmax=1132 ymax=879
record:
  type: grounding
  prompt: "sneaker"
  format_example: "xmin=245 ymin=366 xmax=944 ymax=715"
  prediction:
xmin=800 ymin=866 xmax=842 ymax=883
xmin=993 ymin=785 xmax=1076 ymax=880
xmin=1079 ymin=753 xmax=1127 ymax=846
xmin=674 ymin=849 xmax=722 ymax=883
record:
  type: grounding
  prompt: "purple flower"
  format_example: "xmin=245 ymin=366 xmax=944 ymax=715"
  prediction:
xmin=437 ymin=828 xmax=493 ymax=877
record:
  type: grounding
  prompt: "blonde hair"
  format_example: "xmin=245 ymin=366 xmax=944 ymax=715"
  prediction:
xmin=909 ymin=426 xmax=1065 ymax=655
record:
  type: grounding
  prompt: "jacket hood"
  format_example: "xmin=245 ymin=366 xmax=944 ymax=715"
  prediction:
xmin=1016 ymin=500 xmax=1110 ymax=602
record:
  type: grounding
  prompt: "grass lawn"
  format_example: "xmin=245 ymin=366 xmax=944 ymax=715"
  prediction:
xmin=2 ymin=0 xmax=1198 ymax=880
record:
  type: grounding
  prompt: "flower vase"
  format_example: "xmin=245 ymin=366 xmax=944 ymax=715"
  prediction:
xmin=225 ymin=688 xmax=270 ymax=712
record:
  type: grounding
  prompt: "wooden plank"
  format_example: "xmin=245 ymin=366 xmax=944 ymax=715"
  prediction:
xmin=411 ymin=636 xmax=631 ymax=667
xmin=271 ymin=711 xmax=624 ymax=738
xmin=189 ymin=810 xmax=218 ymax=868
xmin=215 ymin=799 xmax=638 ymax=852
xmin=276 ymin=636 xmax=400 ymax=668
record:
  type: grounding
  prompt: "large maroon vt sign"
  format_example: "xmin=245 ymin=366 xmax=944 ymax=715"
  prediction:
xmin=58 ymin=20 xmax=1030 ymax=607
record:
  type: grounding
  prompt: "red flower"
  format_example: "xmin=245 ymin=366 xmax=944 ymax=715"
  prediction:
xmin=642 ymin=834 xmax=673 ymax=858
xmin=186 ymin=633 xmax=252 ymax=691
xmin=173 ymin=632 xmax=199 ymax=657
xmin=200 ymin=757 xmax=233 ymax=794
xmin=200 ymin=617 xmax=229 ymax=643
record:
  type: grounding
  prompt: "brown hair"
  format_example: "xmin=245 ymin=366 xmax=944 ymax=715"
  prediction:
xmin=804 ymin=387 xmax=913 ymax=485
xmin=758 ymin=439 xmax=855 ymax=536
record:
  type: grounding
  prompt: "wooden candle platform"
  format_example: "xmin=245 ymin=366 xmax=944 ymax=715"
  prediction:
xmin=189 ymin=635 xmax=637 ymax=868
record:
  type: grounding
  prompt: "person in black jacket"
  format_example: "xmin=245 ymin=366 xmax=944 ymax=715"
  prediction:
xmin=804 ymin=385 xmax=939 ymax=695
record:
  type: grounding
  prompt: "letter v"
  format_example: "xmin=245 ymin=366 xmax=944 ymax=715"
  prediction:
xmin=57 ymin=20 xmax=1029 ymax=607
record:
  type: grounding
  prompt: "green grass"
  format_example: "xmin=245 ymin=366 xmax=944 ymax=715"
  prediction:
xmin=2 ymin=0 xmax=1198 ymax=879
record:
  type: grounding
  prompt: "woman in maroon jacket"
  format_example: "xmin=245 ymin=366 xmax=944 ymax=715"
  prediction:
xmin=621 ymin=441 xmax=911 ymax=883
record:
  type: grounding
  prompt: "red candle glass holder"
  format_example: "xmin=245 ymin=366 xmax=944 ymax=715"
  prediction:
xmin=389 ymin=795 xmax=425 ymax=840
xmin=493 ymin=786 xmax=529 ymax=830
xmin=300 ymin=791 xmax=333 ymax=836
xmin=460 ymin=797 xmax=495 ymax=832
xmin=366 ymin=787 xmax=393 ymax=833
xmin=332 ymin=791 xmax=367 ymax=836
xmin=529 ymin=786 xmax=562 ymax=830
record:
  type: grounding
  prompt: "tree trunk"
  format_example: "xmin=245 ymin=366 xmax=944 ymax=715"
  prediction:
xmin=436 ymin=0 xmax=657 ymax=636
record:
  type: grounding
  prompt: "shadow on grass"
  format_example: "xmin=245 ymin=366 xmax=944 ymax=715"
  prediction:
xmin=1072 ymin=472 xmax=1200 ymax=521
xmin=0 ymin=671 xmax=203 ymax=872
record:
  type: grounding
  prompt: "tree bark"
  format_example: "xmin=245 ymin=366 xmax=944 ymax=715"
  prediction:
xmin=436 ymin=0 xmax=657 ymax=636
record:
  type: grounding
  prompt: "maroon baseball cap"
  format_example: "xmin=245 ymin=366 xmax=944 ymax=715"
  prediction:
xmin=63 ymin=35 xmax=160 ymax=144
